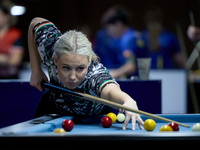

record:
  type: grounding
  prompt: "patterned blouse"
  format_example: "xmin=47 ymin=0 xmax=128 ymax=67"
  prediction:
xmin=33 ymin=21 xmax=118 ymax=115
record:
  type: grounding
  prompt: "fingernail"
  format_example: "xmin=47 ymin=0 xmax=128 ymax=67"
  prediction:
xmin=122 ymin=126 xmax=126 ymax=130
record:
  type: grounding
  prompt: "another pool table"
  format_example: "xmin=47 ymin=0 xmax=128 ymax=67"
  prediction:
xmin=0 ymin=114 xmax=200 ymax=148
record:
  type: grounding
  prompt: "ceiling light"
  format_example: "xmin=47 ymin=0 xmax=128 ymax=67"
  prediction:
xmin=11 ymin=6 xmax=26 ymax=16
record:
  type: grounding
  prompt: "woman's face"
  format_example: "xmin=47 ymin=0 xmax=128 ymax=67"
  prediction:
xmin=54 ymin=54 xmax=90 ymax=90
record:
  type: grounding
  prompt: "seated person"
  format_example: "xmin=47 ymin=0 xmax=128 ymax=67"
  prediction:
xmin=94 ymin=5 xmax=138 ymax=79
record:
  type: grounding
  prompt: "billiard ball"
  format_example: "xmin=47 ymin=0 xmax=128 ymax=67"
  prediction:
xmin=54 ymin=128 xmax=66 ymax=133
xmin=168 ymin=122 xmax=179 ymax=131
xmin=107 ymin=112 xmax=117 ymax=124
xmin=144 ymin=119 xmax=156 ymax=131
xmin=62 ymin=119 xmax=74 ymax=131
xmin=159 ymin=125 xmax=173 ymax=132
xmin=192 ymin=123 xmax=200 ymax=131
xmin=101 ymin=116 xmax=112 ymax=128
xmin=117 ymin=113 xmax=125 ymax=123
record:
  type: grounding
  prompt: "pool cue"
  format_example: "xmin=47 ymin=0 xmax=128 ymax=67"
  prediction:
xmin=189 ymin=11 xmax=195 ymax=27
xmin=42 ymin=82 xmax=190 ymax=128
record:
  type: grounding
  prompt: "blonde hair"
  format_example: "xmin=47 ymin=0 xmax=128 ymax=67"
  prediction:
xmin=54 ymin=30 xmax=99 ymax=62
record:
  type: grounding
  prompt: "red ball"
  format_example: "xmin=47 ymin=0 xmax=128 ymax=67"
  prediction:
xmin=62 ymin=119 xmax=74 ymax=131
xmin=168 ymin=122 xmax=179 ymax=131
xmin=101 ymin=116 xmax=112 ymax=128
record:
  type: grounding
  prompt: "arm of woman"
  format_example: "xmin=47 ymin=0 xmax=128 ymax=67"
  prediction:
xmin=100 ymin=83 xmax=144 ymax=130
xmin=28 ymin=17 xmax=50 ymax=91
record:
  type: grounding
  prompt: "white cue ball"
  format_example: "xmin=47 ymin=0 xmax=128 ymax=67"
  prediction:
xmin=192 ymin=123 xmax=200 ymax=131
xmin=117 ymin=113 xmax=125 ymax=122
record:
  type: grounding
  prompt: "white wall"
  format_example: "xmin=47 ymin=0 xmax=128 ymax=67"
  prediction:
xmin=149 ymin=69 xmax=187 ymax=113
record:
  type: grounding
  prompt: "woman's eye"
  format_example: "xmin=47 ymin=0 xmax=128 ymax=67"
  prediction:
xmin=77 ymin=67 xmax=84 ymax=71
xmin=62 ymin=66 xmax=70 ymax=70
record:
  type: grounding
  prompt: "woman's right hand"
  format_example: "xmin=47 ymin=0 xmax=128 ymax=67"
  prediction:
xmin=30 ymin=69 xmax=48 ymax=91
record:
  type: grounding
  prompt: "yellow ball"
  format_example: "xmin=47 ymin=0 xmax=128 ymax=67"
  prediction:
xmin=144 ymin=119 xmax=156 ymax=131
xmin=159 ymin=125 xmax=173 ymax=132
xmin=54 ymin=128 xmax=66 ymax=133
xmin=107 ymin=112 xmax=117 ymax=124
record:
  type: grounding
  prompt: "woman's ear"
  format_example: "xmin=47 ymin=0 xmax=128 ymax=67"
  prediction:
xmin=53 ymin=54 xmax=57 ymax=66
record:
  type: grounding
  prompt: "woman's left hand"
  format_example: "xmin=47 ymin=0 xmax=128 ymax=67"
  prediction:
xmin=120 ymin=100 xmax=144 ymax=130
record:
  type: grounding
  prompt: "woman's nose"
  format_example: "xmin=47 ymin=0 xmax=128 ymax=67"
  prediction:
xmin=69 ymin=70 xmax=76 ymax=80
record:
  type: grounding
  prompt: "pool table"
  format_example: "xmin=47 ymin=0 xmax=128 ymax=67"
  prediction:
xmin=0 ymin=114 xmax=200 ymax=148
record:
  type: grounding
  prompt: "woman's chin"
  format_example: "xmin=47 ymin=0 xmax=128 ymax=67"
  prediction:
xmin=65 ymin=84 xmax=77 ymax=90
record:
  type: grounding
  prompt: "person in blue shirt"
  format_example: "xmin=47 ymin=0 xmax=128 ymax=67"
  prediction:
xmin=133 ymin=6 xmax=184 ymax=69
xmin=94 ymin=5 xmax=137 ymax=78
xmin=94 ymin=29 xmax=122 ymax=69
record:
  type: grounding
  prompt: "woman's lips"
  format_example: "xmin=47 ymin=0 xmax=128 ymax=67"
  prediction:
xmin=67 ymin=82 xmax=76 ymax=85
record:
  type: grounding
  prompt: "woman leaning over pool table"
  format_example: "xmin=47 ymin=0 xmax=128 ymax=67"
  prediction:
xmin=28 ymin=17 xmax=144 ymax=130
